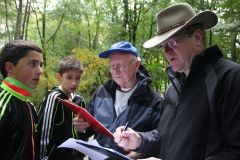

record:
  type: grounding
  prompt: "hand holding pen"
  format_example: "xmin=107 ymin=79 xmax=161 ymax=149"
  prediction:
xmin=113 ymin=124 xmax=143 ymax=151
xmin=119 ymin=122 xmax=129 ymax=142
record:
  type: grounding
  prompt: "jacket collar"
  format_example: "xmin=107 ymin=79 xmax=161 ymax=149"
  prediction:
xmin=190 ymin=45 xmax=222 ymax=71
xmin=166 ymin=45 xmax=222 ymax=95
xmin=0 ymin=77 xmax=34 ymax=101
xmin=167 ymin=45 xmax=222 ymax=77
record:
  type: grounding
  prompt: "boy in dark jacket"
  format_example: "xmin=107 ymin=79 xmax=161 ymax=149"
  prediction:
xmin=36 ymin=56 xmax=86 ymax=160
xmin=0 ymin=40 xmax=43 ymax=160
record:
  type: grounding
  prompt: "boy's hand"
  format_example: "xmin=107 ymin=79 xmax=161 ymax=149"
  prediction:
xmin=73 ymin=115 xmax=90 ymax=133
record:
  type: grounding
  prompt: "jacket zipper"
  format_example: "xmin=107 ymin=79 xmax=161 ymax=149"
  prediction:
xmin=164 ymin=70 xmax=182 ymax=158
xmin=27 ymin=103 xmax=35 ymax=160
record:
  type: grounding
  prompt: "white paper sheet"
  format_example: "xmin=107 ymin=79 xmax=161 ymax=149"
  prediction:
xmin=58 ymin=138 xmax=108 ymax=160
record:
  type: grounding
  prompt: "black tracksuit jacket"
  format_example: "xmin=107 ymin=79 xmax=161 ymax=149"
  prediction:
xmin=0 ymin=77 xmax=37 ymax=160
xmin=36 ymin=87 xmax=86 ymax=160
xmin=138 ymin=45 xmax=240 ymax=160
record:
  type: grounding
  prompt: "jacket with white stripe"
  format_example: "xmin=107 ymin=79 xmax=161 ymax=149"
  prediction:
xmin=35 ymin=87 xmax=85 ymax=160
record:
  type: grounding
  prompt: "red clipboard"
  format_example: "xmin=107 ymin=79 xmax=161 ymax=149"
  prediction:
xmin=57 ymin=97 xmax=113 ymax=139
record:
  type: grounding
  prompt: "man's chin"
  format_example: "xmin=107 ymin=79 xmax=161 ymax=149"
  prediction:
xmin=115 ymin=82 xmax=124 ymax=88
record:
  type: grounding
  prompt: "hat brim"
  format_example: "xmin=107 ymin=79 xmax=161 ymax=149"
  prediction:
xmin=98 ymin=49 xmax=138 ymax=58
xmin=143 ymin=10 xmax=218 ymax=49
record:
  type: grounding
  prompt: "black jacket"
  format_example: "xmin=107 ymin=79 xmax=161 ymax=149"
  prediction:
xmin=36 ymin=87 xmax=86 ymax=160
xmin=139 ymin=45 xmax=240 ymax=160
xmin=85 ymin=65 xmax=163 ymax=155
xmin=0 ymin=77 xmax=37 ymax=160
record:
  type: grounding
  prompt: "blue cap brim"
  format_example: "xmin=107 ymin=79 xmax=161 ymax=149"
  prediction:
xmin=98 ymin=49 xmax=138 ymax=58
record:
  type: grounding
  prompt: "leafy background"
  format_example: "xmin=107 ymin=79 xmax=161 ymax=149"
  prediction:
xmin=0 ymin=0 xmax=239 ymax=109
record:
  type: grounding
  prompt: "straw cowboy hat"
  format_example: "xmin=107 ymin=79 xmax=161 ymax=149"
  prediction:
xmin=143 ymin=3 xmax=218 ymax=48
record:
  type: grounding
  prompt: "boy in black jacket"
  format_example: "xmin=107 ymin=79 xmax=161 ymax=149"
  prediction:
xmin=36 ymin=56 xmax=86 ymax=160
xmin=0 ymin=40 xmax=43 ymax=160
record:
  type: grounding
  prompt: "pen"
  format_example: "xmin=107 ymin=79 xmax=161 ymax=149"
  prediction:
xmin=119 ymin=122 xmax=129 ymax=142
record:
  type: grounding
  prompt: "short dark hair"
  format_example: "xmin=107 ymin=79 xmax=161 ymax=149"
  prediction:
xmin=57 ymin=56 xmax=83 ymax=74
xmin=181 ymin=23 xmax=206 ymax=45
xmin=0 ymin=40 xmax=43 ymax=78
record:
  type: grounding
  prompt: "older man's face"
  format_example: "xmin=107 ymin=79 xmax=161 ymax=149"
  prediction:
xmin=109 ymin=53 xmax=139 ymax=89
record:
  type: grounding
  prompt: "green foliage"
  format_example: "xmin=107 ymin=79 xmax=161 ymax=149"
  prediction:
xmin=72 ymin=48 xmax=110 ymax=100
xmin=142 ymin=47 xmax=169 ymax=93
xmin=1 ymin=0 xmax=239 ymax=105
xmin=216 ymin=0 xmax=240 ymax=62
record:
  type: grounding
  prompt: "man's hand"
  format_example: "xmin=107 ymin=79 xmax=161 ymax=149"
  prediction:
xmin=138 ymin=157 xmax=162 ymax=160
xmin=126 ymin=151 xmax=144 ymax=159
xmin=113 ymin=126 xmax=142 ymax=151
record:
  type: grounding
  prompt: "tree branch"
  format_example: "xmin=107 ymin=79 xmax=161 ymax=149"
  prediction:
xmin=46 ymin=14 xmax=65 ymax=44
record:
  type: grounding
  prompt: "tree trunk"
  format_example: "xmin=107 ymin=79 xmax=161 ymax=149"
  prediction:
xmin=92 ymin=0 xmax=100 ymax=50
xmin=148 ymin=0 xmax=158 ymax=39
xmin=131 ymin=1 xmax=143 ymax=45
xmin=22 ymin=0 xmax=31 ymax=40
xmin=120 ymin=0 xmax=129 ymax=39
xmin=15 ymin=0 xmax=23 ymax=39
xmin=4 ymin=0 xmax=11 ymax=41
xmin=230 ymin=32 xmax=237 ymax=61
xmin=85 ymin=14 xmax=92 ymax=49
xmin=24 ymin=0 xmax=31 ymax=40
xmin=33 ymin=0 xmax=48 ymax=90
xmin=93 ymin=19 xmax=100 ymax=50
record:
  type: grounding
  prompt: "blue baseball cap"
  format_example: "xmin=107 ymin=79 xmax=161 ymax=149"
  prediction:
xmin=98 ymin=41 xmax=139 ymax=58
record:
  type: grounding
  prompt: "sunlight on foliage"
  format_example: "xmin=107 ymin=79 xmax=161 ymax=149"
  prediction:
xmin=72 ymin=48 xmax=111 ymax=101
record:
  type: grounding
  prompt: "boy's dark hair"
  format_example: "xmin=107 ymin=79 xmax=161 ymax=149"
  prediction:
xmin=0 ymin=40 xmax=43 ymax=78
xmin=57 ymin=56 xmax=83 ymax=74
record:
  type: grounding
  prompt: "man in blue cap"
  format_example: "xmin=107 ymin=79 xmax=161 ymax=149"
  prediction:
xmin=73 ymin=41 xmax=163 ymax=159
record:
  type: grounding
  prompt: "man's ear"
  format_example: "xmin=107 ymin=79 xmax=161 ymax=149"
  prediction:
xmin=5 ymin=62 xmax=14 ymax=76
xmin=194 ymin=29 xmax=204 ymax=47
xmin=136 ymin=59 xmax=141 ymax=69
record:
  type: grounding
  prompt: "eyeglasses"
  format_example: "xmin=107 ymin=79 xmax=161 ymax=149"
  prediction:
xmin=160 ymin=32 xmax=191 ymax=49
xmin=110 ymin=59 xmax=135 ymax=72
xmin=160 ymin=38 xmax=178 ymax=49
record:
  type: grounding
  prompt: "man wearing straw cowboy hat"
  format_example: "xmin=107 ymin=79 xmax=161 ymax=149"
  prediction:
xmin=113 ymin=3 xmax=240 ymax=160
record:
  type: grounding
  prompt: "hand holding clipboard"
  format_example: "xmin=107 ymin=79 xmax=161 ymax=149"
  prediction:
xmin=57 ymin=97 xmax=113 ymax=138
